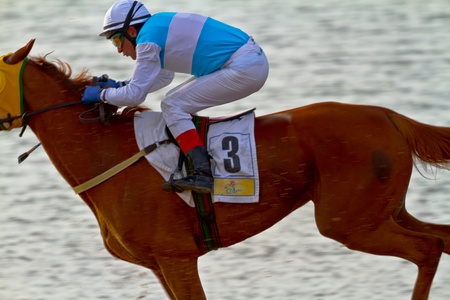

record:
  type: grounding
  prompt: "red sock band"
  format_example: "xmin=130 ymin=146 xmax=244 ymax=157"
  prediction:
xmin=176 ymin=129 xmax=203 ymax=153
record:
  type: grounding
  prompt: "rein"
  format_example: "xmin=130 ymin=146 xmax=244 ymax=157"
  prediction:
xmin=0 ymin=101 xmax=81 ymax=127
xmin=5 ymin=100 xmax=111 ymax=163
xmin=1 ymin=101 xmax=116 ymax=137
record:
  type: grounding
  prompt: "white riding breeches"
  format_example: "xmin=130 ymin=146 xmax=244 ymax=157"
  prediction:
xmin=161 ymin=38 xmax=269 ymax=138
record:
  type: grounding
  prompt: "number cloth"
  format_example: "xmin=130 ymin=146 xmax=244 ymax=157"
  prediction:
xmin=133 ymin=110 xmax=259 ymax=206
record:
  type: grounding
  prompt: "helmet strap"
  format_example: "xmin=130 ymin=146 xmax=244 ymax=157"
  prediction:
xmin=121 ymin=1 xmax=140 ymax=48
xmin=123 ymin=32 xmax=137 ymax=48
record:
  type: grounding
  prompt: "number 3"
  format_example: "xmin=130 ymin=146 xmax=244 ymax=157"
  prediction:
xmin=222 ymin=136 xmax=241 ymax=173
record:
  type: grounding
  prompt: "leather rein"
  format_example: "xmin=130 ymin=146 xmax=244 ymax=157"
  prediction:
xmin=0 ymin=101 xmax=115 ymax=136
xmin=0 ymin=101 xmax=80 ymax=127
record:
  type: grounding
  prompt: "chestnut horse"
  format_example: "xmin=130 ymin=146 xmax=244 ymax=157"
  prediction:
xmin=2 ymin=40 xmax=450 ymax=300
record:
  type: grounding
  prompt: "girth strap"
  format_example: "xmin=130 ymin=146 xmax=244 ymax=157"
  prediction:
xmin=191 ymin=115 xmax=222 ymax=252
xmin=73 ymin=140 xmax=170 ymax=194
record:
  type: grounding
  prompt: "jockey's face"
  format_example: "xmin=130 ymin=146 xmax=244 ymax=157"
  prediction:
xmin=117 ymin=26 xmax=137 ymax=60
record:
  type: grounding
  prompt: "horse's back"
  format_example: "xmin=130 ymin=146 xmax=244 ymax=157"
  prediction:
xmin=281 ymin=101 xmax=413 ymax=182
xmin=274 ymin=102 xmax=407 ymax=155
xmin=264 ymin=102 xmax=413 ymax=230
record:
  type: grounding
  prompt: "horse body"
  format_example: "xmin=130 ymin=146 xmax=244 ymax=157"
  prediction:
xmin=3 ymin=40 xmax=450 ymax=299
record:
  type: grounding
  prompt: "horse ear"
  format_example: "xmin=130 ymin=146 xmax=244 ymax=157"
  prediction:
xmin=5 ymin=39 xmax=36 ymax=65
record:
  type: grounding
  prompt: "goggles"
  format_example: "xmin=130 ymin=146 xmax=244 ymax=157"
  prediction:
xmin=111 ymin=33 xmax=125 ymax=48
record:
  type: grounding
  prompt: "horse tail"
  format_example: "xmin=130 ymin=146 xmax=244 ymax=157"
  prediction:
xmin=386 ymin=109 xmax=450 ymax=170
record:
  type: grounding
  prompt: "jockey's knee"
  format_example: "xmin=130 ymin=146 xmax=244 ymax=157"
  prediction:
xmin=160 ymin=97 xmax=180 ymax=121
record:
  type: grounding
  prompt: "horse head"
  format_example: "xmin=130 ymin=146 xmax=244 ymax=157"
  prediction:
xmin=0 ymin=40 xmax=35 ymax=130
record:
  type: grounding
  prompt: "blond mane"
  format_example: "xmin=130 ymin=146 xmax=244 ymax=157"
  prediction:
xmin=30 ymin=55 xmax=91 ymax=95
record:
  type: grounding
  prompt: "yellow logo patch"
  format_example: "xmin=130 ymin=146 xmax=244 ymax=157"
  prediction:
xmin=213 ymin=178 xmax=256 ymax=196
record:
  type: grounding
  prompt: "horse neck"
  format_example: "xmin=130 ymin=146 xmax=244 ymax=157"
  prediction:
xmin=21 ymin=60 xmax=137 ymax=189
xmin=22 ymin=60 xmax=78 ymax=110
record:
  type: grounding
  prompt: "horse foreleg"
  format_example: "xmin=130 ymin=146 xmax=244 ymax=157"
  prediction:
xmin=152 ymin=267 xmax=177 ymax=300
xmin=395 ymin=205 xmax=450 ymax=255
xmin=155 ymin=256 xmax=206 ymax=300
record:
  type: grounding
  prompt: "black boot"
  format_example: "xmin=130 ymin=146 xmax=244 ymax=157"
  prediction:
xmin=170 ymin=146 xmax=213 ymax=194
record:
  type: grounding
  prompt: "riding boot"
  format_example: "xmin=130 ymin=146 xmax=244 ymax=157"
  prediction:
xmin=171 ymin=146 xmax=213 ymax=194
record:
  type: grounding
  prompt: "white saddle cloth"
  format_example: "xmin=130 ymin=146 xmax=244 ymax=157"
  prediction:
xmin=133 ymin=111 xmax=260 ymax=207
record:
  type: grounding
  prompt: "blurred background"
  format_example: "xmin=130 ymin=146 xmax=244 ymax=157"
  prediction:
xmin=1 ymin=0 xmax=450 ymax=299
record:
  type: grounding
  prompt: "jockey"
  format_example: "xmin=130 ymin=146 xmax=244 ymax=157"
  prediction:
xmin=82 ymin=0 xmax=269 ymax=194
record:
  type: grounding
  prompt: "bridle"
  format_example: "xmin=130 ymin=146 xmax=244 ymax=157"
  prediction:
xmin=0 ymin=101 xmax=81 ymax=125
xmin=2 ymin=100 xmax=114 ymax=163
xmin=0 ymin=101 xmax=81 ymax=136
xmin=0 ymin=99 xmax=82 ymax=163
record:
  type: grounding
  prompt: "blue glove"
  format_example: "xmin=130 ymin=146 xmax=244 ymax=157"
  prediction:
xmin=94 ymin=74 xmax=121 ymax=88
xmin=82 ymin=86 xmax=101 ymax=103
xmin=98 ymin=78 xmax=120 ymax=88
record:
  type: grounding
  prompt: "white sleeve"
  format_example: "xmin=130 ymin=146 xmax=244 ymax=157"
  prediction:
xmin=118 ymin=68 xmax=173 ymax=91
xmin=101 ymin=43 xmax=174 ymax=106
xmin=148 ymin=68 xmax=175 ymax=93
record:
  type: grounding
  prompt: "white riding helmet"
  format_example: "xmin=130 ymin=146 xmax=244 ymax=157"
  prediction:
xmin=99 ymin=0 xmax=151 ymax=37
